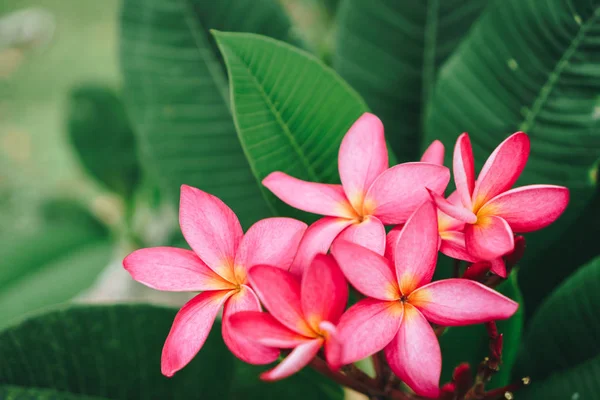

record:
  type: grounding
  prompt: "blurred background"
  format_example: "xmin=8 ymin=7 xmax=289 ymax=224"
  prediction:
xmin=1 ymin=0 xmax=599 ymax=399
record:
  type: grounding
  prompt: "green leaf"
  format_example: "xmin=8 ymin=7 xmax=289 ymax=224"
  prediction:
xmin=0 ymin=201 xmax=111 ymax=329
xmin=334 ymin=0 xmax=490 ymax=162
xmin=0 ymin=386 xmax=111 ymax=400
xmin=213 ymin=31 xmax=373 ymax=220
xmin=422 ymin=0 xmax=600 ymax=314
xmin=0 ymin=304 xmax=235 ymax=399
xmin=120 ymin=0 xmax=302 ymax=228
xmin=230 ymin=361 xmax=344 ymax=400
xmin=0 ymin=304 xmax=342 ymax=400
xmin=515 ymin=256 xmax=600 ymax=398
xmin=439 ymin=275 xmax=523 ymax=389
xmin=67 ymin=85 xmax=141 ymax=199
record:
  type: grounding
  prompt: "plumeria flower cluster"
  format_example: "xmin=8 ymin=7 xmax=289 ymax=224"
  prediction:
xmin=124 ymin=113 xmax=569 ymax=398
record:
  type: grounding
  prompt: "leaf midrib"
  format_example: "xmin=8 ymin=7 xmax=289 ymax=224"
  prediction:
xmin=180 ymin=0 xmax=230 ymax=112
xmin=519 ymin=7 xmax=600 ymax=132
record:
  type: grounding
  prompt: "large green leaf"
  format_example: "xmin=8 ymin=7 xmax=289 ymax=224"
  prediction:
xmin=423 ymin=0 xmax=600 ymax=314
xmin=439 ymin=275 xmax=523 ymax=389
xmin=0 ymin=386 xmax=110 ymax=400
xmin=334 ymin=0 xmax=490 ymax=162
xmin=120 ymin=0 xmax=302 ymax=228
xmin=0 ymin=305 xmax=234 ymax=399
xmin=0 ymin=201 xmax=111 ymax=329
xmin=0 ymin=304 xmax=343 ymax=400
xmin=67 ymin=85 xmax=141 ymax=200
xmin=213 ymin=31 xmax=373 ymax=219
xmin=515 ymin=256 xmax=600 ymax=398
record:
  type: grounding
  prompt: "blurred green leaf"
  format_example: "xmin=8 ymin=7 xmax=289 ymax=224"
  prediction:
xmin=0 ymin=304 xmax=342 ymax=400
xmin=213 ymin=31 xmax=372 ymax=220
xmin=439 ymin=275 xmax=523 ymax=389
xmin=230 ymin=360 xmax=343 ymax=400
xmin=0 ymin=386 xmax=110 ymax=400
xmin=515 ymin=256 xmax=600 ymax=398
xmin=0 ymin=201 xmax=110 ymax=329
xmin=120 ymin=0 xmax=302 ymax=228
xmin=423 ymin=0 xmax=600 ymax=315
xmin=0 ymin=304 xmax=235 ymax=400
xmin=334 ymin=0 xmax=490 ymax=162
xmin=67 ymin=85 xmax=141 ymax=199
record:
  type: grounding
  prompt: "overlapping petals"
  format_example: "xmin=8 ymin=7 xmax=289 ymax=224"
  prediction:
xmin=123 ymin=185 xmax=307 ymax=376
xmin=332 ymin=201 xmax=518 ymax=397
xmin=263 ymin=113 xmax=449 ymax=273
xmin=230 ymin=255 xmax=348 ymax=380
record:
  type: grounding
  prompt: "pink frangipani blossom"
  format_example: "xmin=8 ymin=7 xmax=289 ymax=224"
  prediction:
xmin=331 ymin=201 xmax=518 ymax=398
xmin=123 ymin=185 xmax=307 ymax=377
xmin=229 ymin=254 xmax=347 ymax=380
xmin=429 ymin=132 xmax=569 ymax=261
xmin=263 ymin=113 xmax=450 ymax=275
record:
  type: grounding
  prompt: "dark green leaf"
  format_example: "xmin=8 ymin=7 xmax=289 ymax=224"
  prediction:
xmin=213 ymin=31 xmax=374 ymax=220
xmin=334 ymin=0 xmax=490 ymax=162
xmin=423 ymin=0 xmax=600 ymax=315
xmin=230 ymin=360 xmax=344 ymax=400
xmin=439 ymin=275 xmax=523 ymax=389
xmin=120 ymin=0 xmax=302 ymax=228
xmin=67 ymin=85 xmax=141 ymax=199
xmin=515 ymin=256 xmax=600 ymax=398
xmin=0 ymin=201 xmax=110 ymax=329
xmin=0 ymin=386 xmax=111 ymax=400
xmin=0 ymin=304 xmax=234 ymax=400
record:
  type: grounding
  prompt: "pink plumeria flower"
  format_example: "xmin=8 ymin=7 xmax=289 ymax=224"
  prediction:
xmin=330 ymin=201 xmax=518 ymax=398
xmin=229 ymin=254 xmax=347 ymax=380
xmin=421 ymin=139 xmax=445 ymax=165
xmin=123 ymin=185 xmax=307 ymax=376
xmin=263 ymin=113 xmax=449 ymax=274
xmin=428 ymin=132 xmax=569 ymax=260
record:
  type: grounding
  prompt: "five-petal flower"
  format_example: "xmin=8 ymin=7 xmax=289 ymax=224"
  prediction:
xmin=263 ymin=113 xmax=450 ymax=274
xmin=229 ymin=254 xmax=347 ymax=380
xmin=123 ymin=185 xmax=307 ymax=376
xmin=429 ymin=132 xmax=569 ymax=261
xmin=330 ymin=201 xmax=518 ymax=398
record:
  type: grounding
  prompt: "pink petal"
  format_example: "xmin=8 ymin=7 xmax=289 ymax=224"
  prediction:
xmin=465 ymin=216 xmax=514 ymax=260
xmin=222 ymin=286 xmax=280 ymax=364
xmin=439 ymin=231 xmax=478 ymax=263
xmin=123 ymin=247 xmax=235 ymax=292
xmin=248 ymin=265 xmax=313 ymax=336
xmin=229 ymin=311 xmax=311 ymax=348
xmin=179 ymin=185 xmax=242 ymax=282
xmin=334 ymin=215 xmax=386 ymax=255
xmin=338 ymin=113 xmax=388 ymax=213
xmin=336 ymin=298 xmax=403 ymax=364
xmin=289 ymin=217 xmax=354 ymax=277
xmin=384 ymin=225 xmax=403 ymax=262
xmin=161 ymin=290 xmax=232 ymax=377
xmin=478 ymin=185 xmax=569 ymax=233
xmin=410 ymin=279 xmax=519 ymax=326
xmin=437 ymin=191 xmax=466 ymax=233
xmin=428 ymin=189 xmax=477 ymax=224
xmin=301 ymin=254 xmax=348 ymax=328
xmin=490 ymin=258 xmax=507 ymax=278
xmin=260 ymin=339 xmax=323 ymax=381
xmin=393 ymin=201 xmax=439 ymax=294
xmin=331 ymin=240 xmax=400 ymax=301
xmin=421 ymin=140 xmax=445 ymax=166
xmin=472 ymin=132 xmax=530 ymax=211
xmin=262 ymin=172 xmax=357 ymax=219
xmin=364 ymin=163 xmax=450 ymax=224
xmin=453 ymin=133 xmax=475 ymax=208
xmin=384 ymin=305 xmax=441 ymax=398
xmin=320 ymin=321 xmax=342 ymax=370
xmin=234 ymin=217 xmax=307 ymax=281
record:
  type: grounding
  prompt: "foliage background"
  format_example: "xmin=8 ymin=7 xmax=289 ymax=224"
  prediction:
xmin=1 ymin=0 xmax=599 ymax=399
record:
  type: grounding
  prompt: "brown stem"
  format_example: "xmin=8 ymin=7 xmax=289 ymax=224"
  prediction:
xmin=453 ymin=259 xmax=462 ymax=278
xmin=372 ymin=352 xmax=386 ymax=387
